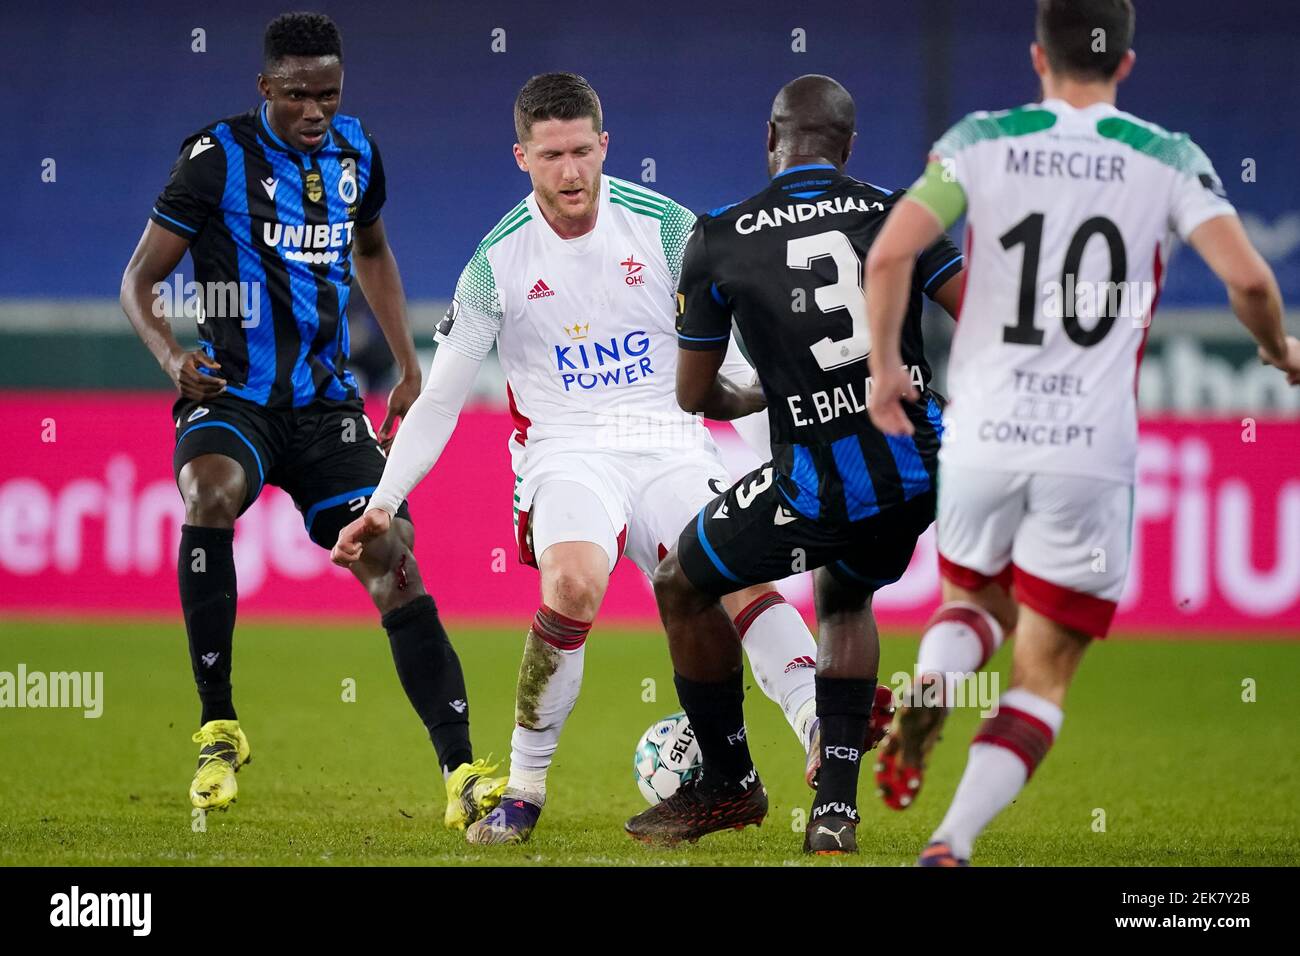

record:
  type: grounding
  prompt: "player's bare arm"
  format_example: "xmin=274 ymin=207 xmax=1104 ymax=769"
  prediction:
xmin=864 ymin=196 xmax=946 ymax=435
xmin=353 ymin=215 xmax=421 ymax=450
xmin=675 ymin=345 xmax=766 ymax=420
xmin=1188 ymin=214 xmax=1299 ymax=384
xmin=120 ymin=221 xmax=227 ymax=400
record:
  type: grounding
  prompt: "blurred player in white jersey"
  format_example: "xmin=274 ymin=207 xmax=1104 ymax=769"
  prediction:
xmin=332 ymin=73 xmax=868 ymax=844
xmin=865 ymin=0 xmax=1299 ymax=865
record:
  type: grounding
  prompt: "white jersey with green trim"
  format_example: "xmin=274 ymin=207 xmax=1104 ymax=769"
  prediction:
xmin=933 ymin=98 xmax=1235 ymax=482
xmin=435 ymin=174 xmax=707 ymax=452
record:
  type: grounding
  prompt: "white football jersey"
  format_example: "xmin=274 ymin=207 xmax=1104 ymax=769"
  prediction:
xmin=933 ymin=99 xmax=1234 ymax=482
xmin=436 ymin=174 xmax=711 ymax=453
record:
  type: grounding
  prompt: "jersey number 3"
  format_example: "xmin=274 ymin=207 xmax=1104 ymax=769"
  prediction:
xmin=786 ymin=231 xmax=870 ymax=371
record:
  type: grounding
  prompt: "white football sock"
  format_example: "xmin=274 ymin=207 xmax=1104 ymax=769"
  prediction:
xmin=507 ymin=609 xmax=590 ymax=802
xmin=930 ymin=687 xmax=1063 ymax=859
xmin=915 ymin=602 xmax=1005 ymax=706
xmin=736 ymin=593 xmax=819 ymax=751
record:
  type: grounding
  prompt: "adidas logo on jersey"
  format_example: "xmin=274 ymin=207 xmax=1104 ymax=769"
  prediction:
xmin=527 ymin=279 xmax=556 ymax=300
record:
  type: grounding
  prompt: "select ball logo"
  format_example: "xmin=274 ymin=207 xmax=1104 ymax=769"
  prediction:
xmin=635 ymin=713 xmax=701 ymax=804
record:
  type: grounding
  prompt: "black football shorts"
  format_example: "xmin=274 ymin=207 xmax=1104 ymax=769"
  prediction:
xmin=172 ymin=393 xmax=411 ymax=548
xmin=677 ymin=462 xmax=936 ymax=597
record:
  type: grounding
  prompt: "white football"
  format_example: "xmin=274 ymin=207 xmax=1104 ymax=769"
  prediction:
xmin=633 ymin=711 xmax=702 ymax=804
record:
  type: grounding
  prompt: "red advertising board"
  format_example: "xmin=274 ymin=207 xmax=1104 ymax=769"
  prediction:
xmin=1 ymin=391 xmax=1296 ymax=633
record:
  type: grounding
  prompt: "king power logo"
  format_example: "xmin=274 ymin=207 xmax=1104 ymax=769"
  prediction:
xmin=554 ymin=329 xmax=655 ymax=392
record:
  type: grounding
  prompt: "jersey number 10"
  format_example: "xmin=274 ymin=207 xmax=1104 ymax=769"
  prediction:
xmin=1000 ymin=212 xmax=1128 ymax=348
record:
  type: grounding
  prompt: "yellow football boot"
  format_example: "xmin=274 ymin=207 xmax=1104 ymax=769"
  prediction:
xmin=443 ymin=757 xmax=508 ymax=830
xmin=189 ymin=719 xmax=251 ymax=810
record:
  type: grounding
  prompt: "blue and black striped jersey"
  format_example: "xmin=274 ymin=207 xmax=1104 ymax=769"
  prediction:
xmin=150 ymin=103 xmax=385 ymax=408
xmin=677 ymin=164 xmax=963 ymax=523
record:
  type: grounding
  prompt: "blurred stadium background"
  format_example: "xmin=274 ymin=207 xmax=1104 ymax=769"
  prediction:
xmin=2 ymin=0 xmax=1297 ymax=630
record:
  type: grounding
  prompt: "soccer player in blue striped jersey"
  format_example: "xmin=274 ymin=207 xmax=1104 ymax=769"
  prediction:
xmin=120 ymin=12 xmax=504 ymax=826
xmin=624 ymin=75 xmax=967 ymax=853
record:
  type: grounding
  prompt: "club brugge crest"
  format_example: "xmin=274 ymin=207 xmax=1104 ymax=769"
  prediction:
xmin=339 ymin=158 xmax=358 ymax=204
xmin=305 ymin=170 xmax=324 ymax=203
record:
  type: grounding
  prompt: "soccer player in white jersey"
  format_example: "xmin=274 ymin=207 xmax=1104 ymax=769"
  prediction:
xmin=332 ymin=72 xmax=861 ymax=844
xmin=864 ymin=0 xmax=1299 ymax=865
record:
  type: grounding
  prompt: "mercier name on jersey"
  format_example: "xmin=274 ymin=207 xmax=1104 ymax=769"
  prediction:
xmin=927 ymin=100 xmax=1234 ymax=483
xmin=676 ymin=164 xmax=965 ymax=523
xmin=150 ymin=104 xmax=386 ymax=408
xmin=434 ymin=175 xmax=701 ymax=448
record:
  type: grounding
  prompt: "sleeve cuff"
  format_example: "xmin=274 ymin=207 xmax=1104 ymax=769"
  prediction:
xmin=151 ymin=206 xmax=199 ymax=238
xmin=921 ymin=254 xmax=965 ymax=297
xmin=677 ymin=332 xmax=731 ymax=351
xmin=367 ymin=489 xmax=403 ymax=516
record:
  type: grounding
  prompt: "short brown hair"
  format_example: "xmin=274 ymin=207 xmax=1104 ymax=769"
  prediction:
xmin=513 ymin=72 xmax=602 ymax=142
xmin=1036 ymin=0 xmax=1135 ymax=81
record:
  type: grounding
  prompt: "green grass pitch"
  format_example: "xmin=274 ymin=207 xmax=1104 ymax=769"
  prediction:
xmin=1 ymin=617 xmax=1296 ymax=866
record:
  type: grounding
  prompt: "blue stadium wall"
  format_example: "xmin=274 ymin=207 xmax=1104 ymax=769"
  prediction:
xmin=4 ymin=0 xmax=1298 ymax=306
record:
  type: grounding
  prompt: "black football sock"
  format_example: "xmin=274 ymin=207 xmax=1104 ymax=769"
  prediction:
xmin=178 ymin=525 xmax=238 ymax=725
xmin=673 ymin=669 xmax=755 ymax=789
xmin=382 ymin=594 xmax=472 ymax=774
xmin=812 ymin=676 xmax=874 ymax=824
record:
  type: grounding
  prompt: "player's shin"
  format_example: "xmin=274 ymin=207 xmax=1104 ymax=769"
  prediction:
xmin=382 ymin=594 xmax=473 ymax=775
xmin=672 ymin=668 xmax=755 ymax=787
xmin=928 ymin=687 xmax=1062 ymax=862
xmin=179 ymin=525 xmax=238 ymax=723
xmin=660 ymin=565 xmax=756 ymax=789
xmin=507 ymin=605 xmax=591 ymax=801
xmin=731 ymin=590 xmax=818 ymax=750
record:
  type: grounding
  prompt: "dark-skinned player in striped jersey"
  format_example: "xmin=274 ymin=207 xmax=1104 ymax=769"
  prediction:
xmin=624 ymin=75 xmax=971 ymax=854
xmin=120 ymin=12 xmax=504 ymax=828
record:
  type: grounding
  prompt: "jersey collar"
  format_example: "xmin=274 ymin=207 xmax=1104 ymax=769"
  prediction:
xmin=1040 ymin=97 xmax=1120 ymax=117
xmin=772 ymin=163 xmax=838 ymax=180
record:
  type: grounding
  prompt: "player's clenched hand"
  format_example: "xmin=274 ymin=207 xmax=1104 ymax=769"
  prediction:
xmin=867 ymin=357 xmax=919 ymax=436
xmin=167 ymin=349 xmax=227 ymax=400
xmin=1260 ymin=335 xmax=1300 ymax=387
xmin=331 ymin=508 xmax=391 ymax=566
xmin=378 ymin=373 xmax=421 ymax=453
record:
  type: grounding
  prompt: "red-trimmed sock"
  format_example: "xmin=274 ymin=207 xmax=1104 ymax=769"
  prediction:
xmin=913 ymin=602 xmax=1004 ymax=706
xmin=734 ymin=591 xmax=819 ymax=749
xmin=507 ymin=604 xmax=593 ymax=800
xmin=928 ymin=687 xmax=1063 ymax=860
